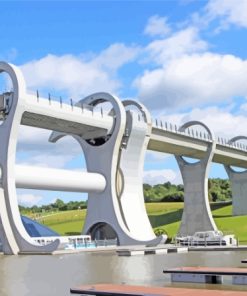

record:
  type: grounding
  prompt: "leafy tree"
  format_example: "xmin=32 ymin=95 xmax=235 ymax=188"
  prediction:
xmin=54 ymin=198 xmax=65 ymax=210
xmin=161 ymin=191 xmax=184 ymax=202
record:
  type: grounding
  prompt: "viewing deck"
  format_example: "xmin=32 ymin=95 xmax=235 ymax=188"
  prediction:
xmin=70 ymin=283 xmax=247 ymax=295
xmin=163 ymin=266 xmax=247 ymax=285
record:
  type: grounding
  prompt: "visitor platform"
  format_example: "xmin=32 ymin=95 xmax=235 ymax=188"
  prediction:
xmin=70 ymin=283 xmax=247 ymax=295
xmin=163 ymin=266 xmax=247 ymax=284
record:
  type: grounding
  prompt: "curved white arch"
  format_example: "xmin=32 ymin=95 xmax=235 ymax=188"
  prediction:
xmin=177 ymin=120 xmax=214 ymax=166
xmin=119 ymin=100 xmax=164 ymax=242
xmin=179 ymin=120 xmax=214 ymax=140
xmin=0 ymin=62 xmax=59 ymax=254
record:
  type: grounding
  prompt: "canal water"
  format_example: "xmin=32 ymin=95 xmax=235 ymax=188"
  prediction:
xmin=0 ymin=250 xmax=247 ymax=296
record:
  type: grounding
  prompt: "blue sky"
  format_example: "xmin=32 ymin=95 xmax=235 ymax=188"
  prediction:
xmin=1 ymin=0 xmax=247 ymax=206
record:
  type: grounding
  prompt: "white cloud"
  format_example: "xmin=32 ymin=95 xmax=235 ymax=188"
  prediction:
xmin=92 ymin=43 xmax=140 ymax=70
xmin=145 ymin=27 xmax=208 ymax=65
xmin=21 ymin=54 xmax=118 ymax=98
xmin=16 ymin=126 xmax=84 ymax=169
xmin=206 ymin=0 xmax=247 ymax=29
xmin=17 ymin=125 xmax=52 ymax=146
xmin=20 ymin=43 xmax=139 ymax=98
xmin=135 ymin=53 xmax=247 ymax=110
xmin=159 ymin=105 xmax=247 ymax=140
xmin=145 ymin=151 xmax=170 ymax=163
xmin=240 ymin=103 xmax=247 ymax=112
xmin=135 ymin=5 xmax=247 ymax=113
xmin=185 ymin=107 xmax=247 ymax=140
xmin=143 ymin=169 xmax=181 ymax=185
xmin=144 ymin=15 xmax=171 ymax=37
xmin=19 ymin=154 xmax=74 ymax=169
xmin=18 ymin=193 xmax=44 ymax=206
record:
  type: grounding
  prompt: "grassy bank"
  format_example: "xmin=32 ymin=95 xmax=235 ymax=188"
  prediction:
xmin=37 ymin=202 xmax=247 ymax=244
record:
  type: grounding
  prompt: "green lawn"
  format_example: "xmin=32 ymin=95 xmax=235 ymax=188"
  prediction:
xmin=213 ymin=205 xmax=247 ymax=244
xmin=37 ymin=210 xmax=86 ymax=235
xmin=146 ymin=203 xmax=183 ymax=240
xmin=37 ymin=203 xmax=247 ymax=244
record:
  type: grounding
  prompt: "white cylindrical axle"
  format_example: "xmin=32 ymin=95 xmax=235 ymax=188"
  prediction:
xmin=15 ymin=165 xmax=106 ymax=193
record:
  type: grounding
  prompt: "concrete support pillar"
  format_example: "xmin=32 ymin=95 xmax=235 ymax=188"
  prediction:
xmin=225 ymin=136 xmax=247 ymax=216
xmin=175 ymin=121 xmax=217 ymax=236
xmin=0 ymin=62 xmax=59 ymax=254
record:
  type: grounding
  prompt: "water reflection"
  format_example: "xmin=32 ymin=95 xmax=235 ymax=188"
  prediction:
xmin=0 ymin=250 xmax=247 ymax=296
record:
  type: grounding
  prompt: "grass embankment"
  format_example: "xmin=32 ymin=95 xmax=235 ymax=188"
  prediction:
xmin=37 ymin=210 xmax=86 ymax=235
xmin=38 ymin=203 xmax=247 ymax=244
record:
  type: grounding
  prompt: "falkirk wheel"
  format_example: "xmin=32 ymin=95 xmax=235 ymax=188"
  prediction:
xmin=1 ymin=61 xmax=247 ymax=255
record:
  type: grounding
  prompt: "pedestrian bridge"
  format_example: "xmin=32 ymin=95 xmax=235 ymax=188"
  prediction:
xmin=0 ymin=61 xmax=246 ymax=254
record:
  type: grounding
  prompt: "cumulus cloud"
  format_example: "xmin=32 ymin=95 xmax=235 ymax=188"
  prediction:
xmin=143 ymin=169 xmax=182 ymax=185
xmin=16 ymin=126 xmax=84 ymax=169
xmin=136 ymin=4 xmax=247 ymax=112
xmin=206 ymin=0 xmax=247 ymax=29
xmin=20 ymin=43 xmax=139 ymax=98
xmin=145 ymin=150 xmax=170 ymax=163
xmin=92 ymin=43 xmax=140 ymax=70
xmin=20 ymin=54 xmax=117 ymax=98
xmin=18 ymin=193 xmax=44 ymax=206
xmin=145 ymin=27 xmax=208 ymax=65
xmin=135 ymin=53 xmax=247 ymax=110
xmin=240 ymin=103 xmax=247 ymax=112
xmin=144 ymin=15 xmax=171 ymax=37
xmin=159 ymin=105 xmax=247 ymax=140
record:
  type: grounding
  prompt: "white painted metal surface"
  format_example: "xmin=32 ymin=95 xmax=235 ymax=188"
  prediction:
xmin=15 ymin=165 xmax=106 ymax=192
xmin=0 ymin=62 xmax=59 ymax=254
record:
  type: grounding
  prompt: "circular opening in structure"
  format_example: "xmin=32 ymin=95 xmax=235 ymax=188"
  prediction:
xmin=0 ymin=71 xmax=13 ymax=124
xmin=124 ymin=104 xmax=146 ymax=122
xmin=85 ymin=100 xmax=116 ymax=146
xmin=180 ymin=156 xmax=200 ymax=164
xmin=229 ymin=166 xmax=247 ymax=173
xmin=179 ymin=123 xmax=212 ymax=164
xmin=143 ymin=151 xmax=184 ymax=238
xmin=16 ymin=127 xmax=89 ymax=237
xmin=182 ymin=124 xmax=211 ymax=141
xmin=89 ymin=223 xmax=118 ymax=242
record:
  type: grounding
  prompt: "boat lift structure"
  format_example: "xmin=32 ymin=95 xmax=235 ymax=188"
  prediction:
xmin=1 ymin=61 xmax=247 ymax=254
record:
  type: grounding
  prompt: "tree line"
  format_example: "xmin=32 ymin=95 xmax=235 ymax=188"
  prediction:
xmin=144 ymin=178 xmax=231 ymax=202
xmin=19 ymin=198 xmax=87 ymax=215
